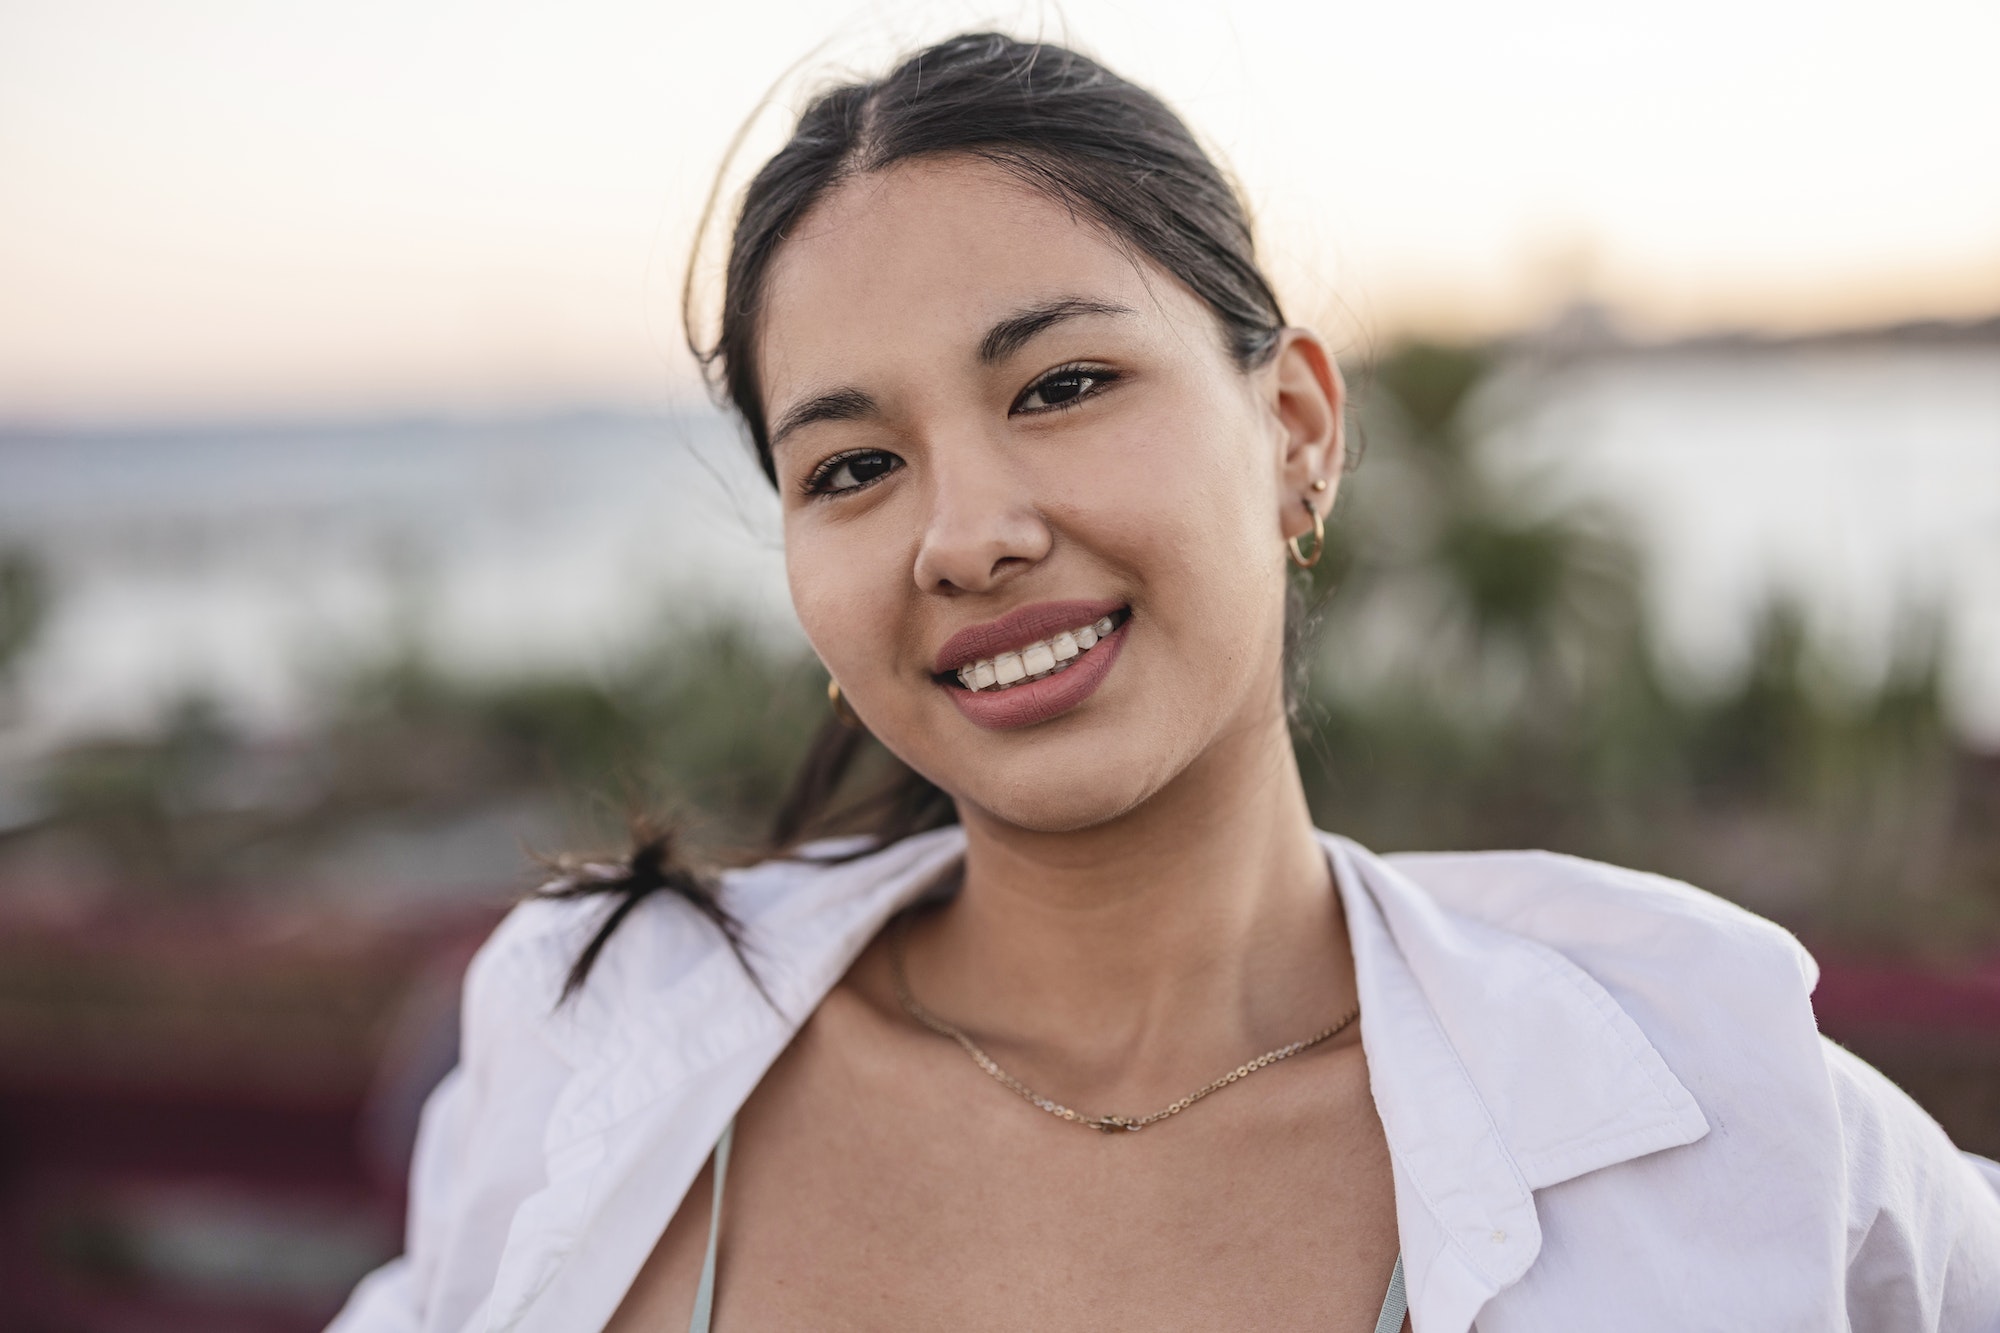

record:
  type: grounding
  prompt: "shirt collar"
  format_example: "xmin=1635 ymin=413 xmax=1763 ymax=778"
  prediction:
xmin=513 ymin=826 xmax=1710 ymax=1332
xmin=1325 ymin=832 xmax=1710 ymax=1333
xmin=744 ymin=827 xmax=1712 ymax=1333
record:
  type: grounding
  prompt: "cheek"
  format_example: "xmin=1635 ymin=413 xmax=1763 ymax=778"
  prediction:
xmin=1070 ymin=388 xmax=1279 ymax=605
xmin=1100 ymin=398 xmax=1289 ymax=723
xmin=784 ymin=511 xmax=911 ymax=685
xmin=785 ymin=534 xmax=855 ymax=669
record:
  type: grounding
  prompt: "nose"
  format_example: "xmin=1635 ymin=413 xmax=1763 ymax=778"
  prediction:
xmin=910 ymin=434 xmax=1053 ymax=594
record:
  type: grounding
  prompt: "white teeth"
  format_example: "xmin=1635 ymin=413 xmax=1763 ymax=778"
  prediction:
xmin=952 ymin=613 xmax=1122 ymax=693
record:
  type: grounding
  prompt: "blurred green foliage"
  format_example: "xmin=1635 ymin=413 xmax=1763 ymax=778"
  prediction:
xmin=2 ymin=343 xmax=1993 ymax=949
xmin=9 ymin=614 xmax=828 ymax=898
xmin=0 ymin=548 xmax=50 ymax=719
xmin=1297 ymin=343 xmax=1990 ymax=948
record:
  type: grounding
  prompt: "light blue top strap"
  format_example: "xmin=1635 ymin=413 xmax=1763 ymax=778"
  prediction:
xmin=687 ymin=1117 xmax=1407 ymax=1332
xmin=1373 ymin=1252 xmax=1408 ymax=1332
xmin=688 ymin=1119 xmax=732 ymax=1333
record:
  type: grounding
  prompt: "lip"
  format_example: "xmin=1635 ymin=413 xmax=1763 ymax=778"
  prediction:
xmin=930 ymin=598 xmax=1129 ymax=675
xmin=942 ymin=613 xmax=1129 ymax=731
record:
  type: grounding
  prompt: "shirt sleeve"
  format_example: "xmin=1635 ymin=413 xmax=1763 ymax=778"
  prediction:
xmin=326 ymin=905 xmax=577 ymax=1333
xmin=325 ymin=1063 xmax=472 ymax=1333
xmin=1824 ymin=1038 xmax=2000 ymax=1332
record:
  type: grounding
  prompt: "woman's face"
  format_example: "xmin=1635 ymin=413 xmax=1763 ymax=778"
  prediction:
xmin=758 ymin=156 xmax=1340 ymax=833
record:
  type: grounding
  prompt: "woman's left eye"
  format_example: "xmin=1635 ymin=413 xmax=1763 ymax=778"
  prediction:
xmin=1013 ymin=365 xmax=1119 ymax=414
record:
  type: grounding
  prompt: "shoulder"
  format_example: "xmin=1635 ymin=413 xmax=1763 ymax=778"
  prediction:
xmin=1370 ymin=847 xmax=2000 ymax=1321
xmin=1821 ymin=1039 xmax=2000 ymax=1324
xmin=1373 ymin=846 xmax=1829 ymax=1160
xmin=461 ymin=831 xmax=955 ymax=1038
xmin=1822 ymin=1041 xmax=2000 ymax=1238
xmin=1380 ymin=845 xmax=1820 ymax=998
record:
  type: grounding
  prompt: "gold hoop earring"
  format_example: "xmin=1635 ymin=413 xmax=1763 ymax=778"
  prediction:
xmin=827 ymin=678 xmax=864 ymax=729
xmin=1286 ymin=496 xmax=1326 ymax=570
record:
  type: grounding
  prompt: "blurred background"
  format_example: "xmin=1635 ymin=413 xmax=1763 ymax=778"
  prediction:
xmin=3 ymin=0 xmax=1998 ymax=1327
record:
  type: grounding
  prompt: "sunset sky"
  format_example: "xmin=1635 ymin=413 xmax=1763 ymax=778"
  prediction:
xmin=3 ymin=0 xmax=1998 ymax=422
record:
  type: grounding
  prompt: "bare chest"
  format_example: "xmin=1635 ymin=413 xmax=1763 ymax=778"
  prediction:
xmin=608 ymin=996 xmax=1399 ymax=1332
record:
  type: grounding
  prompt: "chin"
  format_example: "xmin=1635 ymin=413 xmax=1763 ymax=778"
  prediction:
xmin=956 ymin=766 xmax=1164 ymax=835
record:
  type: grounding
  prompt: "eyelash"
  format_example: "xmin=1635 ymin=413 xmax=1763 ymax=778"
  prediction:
xmin=798 ymin=362 xmax=1122 ymax=499
xmin=1012 ymin=361 xmax=1121 ymax=415
xmin=800 ymin=448 xmax=894 ymax=499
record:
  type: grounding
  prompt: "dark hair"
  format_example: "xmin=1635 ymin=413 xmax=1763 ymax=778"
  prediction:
xmin=546 ymin=31 xmax=1300 ymax=998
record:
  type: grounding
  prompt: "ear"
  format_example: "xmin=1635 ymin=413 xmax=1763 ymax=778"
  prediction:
xmin=1265 ymin=327 xmax=1345 ymax=544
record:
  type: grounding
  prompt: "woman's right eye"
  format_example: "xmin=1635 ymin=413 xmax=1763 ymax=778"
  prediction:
xmin=803 ymin=449 xmax=901 ymax=497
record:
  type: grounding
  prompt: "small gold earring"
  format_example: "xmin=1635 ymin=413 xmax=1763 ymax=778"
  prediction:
xmin=827 ymin=678 xmax=864 ymax=729
xmin=1310 ymin=477 xmax=1329 ymax=493
xmin=1286 ymin=496 xmax=1326 ymax=570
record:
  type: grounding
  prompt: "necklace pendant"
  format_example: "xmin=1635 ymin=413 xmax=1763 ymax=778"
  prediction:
xmin=1092 ymin=1115 xmax=1139 ymax=1133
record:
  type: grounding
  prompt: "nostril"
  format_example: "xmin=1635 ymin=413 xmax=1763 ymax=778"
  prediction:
xmin=910 ymin=494 xmax=1056 ymax=594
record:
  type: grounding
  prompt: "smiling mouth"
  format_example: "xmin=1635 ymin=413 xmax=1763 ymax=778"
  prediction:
xmin=941 ymin=609 xmax=1130 ymax=692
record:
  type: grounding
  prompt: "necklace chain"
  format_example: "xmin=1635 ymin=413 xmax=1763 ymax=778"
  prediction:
xmin=888 ymin=911 xmax=1360 ymax=1134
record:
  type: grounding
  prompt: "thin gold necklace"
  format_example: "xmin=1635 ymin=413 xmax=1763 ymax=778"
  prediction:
xmin=888 ymin=911 xmax=1360 ymax=1134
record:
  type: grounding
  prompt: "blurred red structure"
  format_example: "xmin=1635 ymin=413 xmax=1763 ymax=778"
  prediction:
xmin=1810 ymin=948 xmax=2000 ymax=1157
xmin=0 ymin=901 xmax=504 ymax=1333
xmin=1 ymin=899 xmax=1995 ymax=1331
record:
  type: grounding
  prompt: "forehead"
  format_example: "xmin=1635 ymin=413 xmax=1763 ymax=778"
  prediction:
xmin=757 ymin=157 xmax=1199 ymax=389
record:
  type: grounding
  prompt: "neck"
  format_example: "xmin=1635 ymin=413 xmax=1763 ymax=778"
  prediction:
xmin=912 ymin=707 xmax=1353 ymax=1096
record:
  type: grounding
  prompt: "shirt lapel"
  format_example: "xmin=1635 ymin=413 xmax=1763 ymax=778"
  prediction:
xmin=1325 ymin=833 xmax=1710 ymax=1333
xmin=495 ymin=826 xmax=970 ymax=1333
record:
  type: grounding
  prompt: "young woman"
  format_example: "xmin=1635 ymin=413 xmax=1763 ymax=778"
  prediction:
xmin=331 ymin=32 xmax=2000 ymax=1333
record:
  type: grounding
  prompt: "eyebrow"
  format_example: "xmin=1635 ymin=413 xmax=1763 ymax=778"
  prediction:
xmin=767 ymin=296 xmax=1136 ymax=452
xmin=978 ymin=297 xmax=1135 ymax=365
xmin=769 ymin=386 xmax=878 ymax=452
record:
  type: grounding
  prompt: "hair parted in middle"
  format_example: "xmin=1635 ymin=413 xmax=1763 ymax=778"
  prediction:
xmin=690 ymin=30 xmax=1291 ymax=482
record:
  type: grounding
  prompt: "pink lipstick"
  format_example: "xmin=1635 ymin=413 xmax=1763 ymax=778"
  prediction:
xmin=936 ymin=603 xmax=1130 ymax=731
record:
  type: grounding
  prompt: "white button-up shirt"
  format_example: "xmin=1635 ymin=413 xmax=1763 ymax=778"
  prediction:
xmin=330 ymin=828 xmax=2000 ymax=1332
